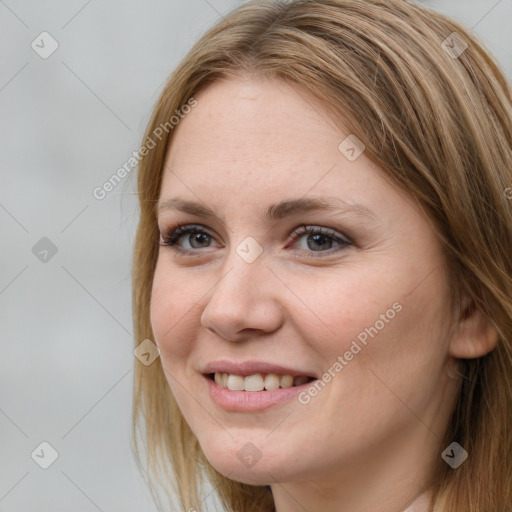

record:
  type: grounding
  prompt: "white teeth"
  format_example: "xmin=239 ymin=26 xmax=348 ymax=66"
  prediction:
xmin=226 ymin=374 xmax=245 ymax=391
xmin=213 ymin=372 xmax=311 ymax=391
xmin=280 ymin=375 xmax=293 ymax=388
xmin=264 ymin=373 xmax=280 ymax=390
xmin=244 ymin=374 xmax=264 ymax=392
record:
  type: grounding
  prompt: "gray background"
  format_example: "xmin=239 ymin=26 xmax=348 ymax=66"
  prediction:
xmin=0 ymin=1 xmax=510 ymax=511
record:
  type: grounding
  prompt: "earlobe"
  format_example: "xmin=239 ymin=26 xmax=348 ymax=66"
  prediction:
xmin=448 ymin=298 xmax=499 ymax=359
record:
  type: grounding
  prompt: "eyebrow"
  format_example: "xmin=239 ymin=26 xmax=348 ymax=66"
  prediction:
xmin=157 ymin=196 xmax=377 ymax=222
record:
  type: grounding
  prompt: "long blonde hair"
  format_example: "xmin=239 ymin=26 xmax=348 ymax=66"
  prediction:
xmin=131 ymin=1 xmax=512 ymax=510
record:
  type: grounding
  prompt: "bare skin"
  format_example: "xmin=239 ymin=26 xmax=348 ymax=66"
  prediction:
xmin=150 ymin=75 xmax=497 ymax=512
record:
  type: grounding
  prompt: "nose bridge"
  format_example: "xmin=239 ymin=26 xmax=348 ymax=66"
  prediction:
xmin=200 ymin=241 xmax=282 ymax=340
xmin=209 ymin=241 xmax=269 ymax=311
xmin=215 ymin=231 xmax=269 ymax=296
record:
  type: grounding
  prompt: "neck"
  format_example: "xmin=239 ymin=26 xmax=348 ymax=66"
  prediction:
xmin=270 ymin=424 xmax=439 ymax=512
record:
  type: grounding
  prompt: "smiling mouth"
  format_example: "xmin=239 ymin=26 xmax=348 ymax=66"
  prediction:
xmin=208 ymin=372 xmax=316 ymax=391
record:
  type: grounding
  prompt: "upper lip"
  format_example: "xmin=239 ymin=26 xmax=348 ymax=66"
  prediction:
xmin=202 ymin=360 xmax=316 ymax=378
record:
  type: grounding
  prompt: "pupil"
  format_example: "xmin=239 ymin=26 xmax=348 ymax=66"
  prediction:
xmin=191 ymin=233 xmax=209 ymax=248
xmin=308 ymin=234 xmax=331 ymax=251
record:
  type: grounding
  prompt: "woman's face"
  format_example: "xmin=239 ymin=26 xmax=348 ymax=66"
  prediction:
xmin=150 ymin=76 xmax=460 ymax=488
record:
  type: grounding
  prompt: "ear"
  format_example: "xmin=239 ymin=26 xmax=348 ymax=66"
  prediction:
xmin=449 ymin=295 xmax=499 ymax=359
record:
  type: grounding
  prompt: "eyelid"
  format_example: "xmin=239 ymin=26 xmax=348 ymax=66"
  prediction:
xmin=159 ymin=222 xmax=353 ymax=259
xmin=290 ymin=224 xmax=351 ymax=245
xmin=159 ymin=223 xmax=219 ymax=249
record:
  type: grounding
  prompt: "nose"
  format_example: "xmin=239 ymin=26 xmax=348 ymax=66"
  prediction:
xmin=200 ymin=255 xmax=284 ymax=342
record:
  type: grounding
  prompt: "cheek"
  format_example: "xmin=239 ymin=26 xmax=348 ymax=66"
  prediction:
xmin=298 ymin=262 xmax=450 ymax=387
xmin=149 ymin=266 xmax=202 ymax=414
xmin=291 ymin=266 xmax=406 ymax=351
xmin=149 ymin=263 xmax=198 ymax=362
xmin=287 ymin=275 xmax=450 ymax=451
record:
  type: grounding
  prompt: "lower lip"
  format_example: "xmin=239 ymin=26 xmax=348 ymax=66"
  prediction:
xmin=204 ymin=375 xmax=317 ymax=411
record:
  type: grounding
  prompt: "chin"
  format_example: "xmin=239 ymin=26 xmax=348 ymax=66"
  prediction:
xmin=198 ymin=440 xmax=307 ymax=486
xmin=205 ymin=458 xmax=284 ymax=486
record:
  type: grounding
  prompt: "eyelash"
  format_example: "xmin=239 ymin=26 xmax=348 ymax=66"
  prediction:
xmin=158 ymin=223 xmax=352 ymax=259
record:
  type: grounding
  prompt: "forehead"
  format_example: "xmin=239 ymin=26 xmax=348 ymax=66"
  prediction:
xmin=162 ymin=77 xmax=372 ymax=190
xmin=157 ymin=77 xmax=417 ymax=232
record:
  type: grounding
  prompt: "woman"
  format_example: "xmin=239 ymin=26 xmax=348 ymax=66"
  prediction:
xmin=131 ymin=1 xmax=512 ymax=510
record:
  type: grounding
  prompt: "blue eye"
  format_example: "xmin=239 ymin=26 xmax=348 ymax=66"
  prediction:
xmin=289 ymin=225 xmax=351 ymax=257
xmin=159 ymin=223 xmax=352 ymax=259
xmin=160 ymin=224 xmax=216 ymax=252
